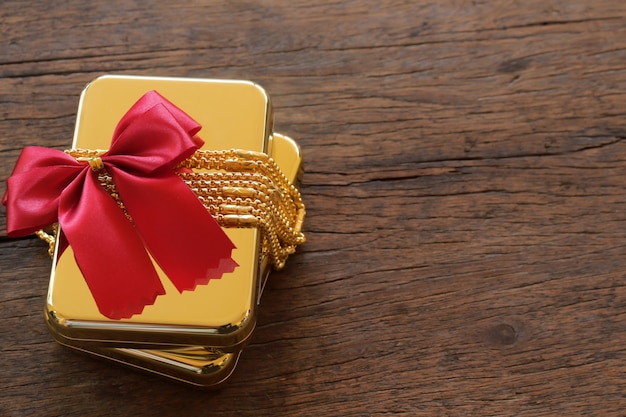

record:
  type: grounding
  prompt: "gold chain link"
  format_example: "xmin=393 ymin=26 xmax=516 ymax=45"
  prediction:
xmin=40 ymin=148 xmax=306 ymax=270
xmin=35 ymin=224 xmax=58 ymax=257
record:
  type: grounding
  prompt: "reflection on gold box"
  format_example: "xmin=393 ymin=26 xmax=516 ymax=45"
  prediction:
xmin=43 ymin=75 xmax=304 ymax=387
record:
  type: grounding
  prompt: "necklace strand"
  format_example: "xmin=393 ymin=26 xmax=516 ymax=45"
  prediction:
xmin=38 ymin=148 xmax=307 ymax=270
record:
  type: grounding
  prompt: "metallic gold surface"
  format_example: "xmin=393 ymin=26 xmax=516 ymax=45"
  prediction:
xmin=44 ymin=75 xmax=303 ymax=387
xmin=63 ymin=343 xmax=241 ymax=388
xmin=88 ymin=133 xmax=301 ymax=387
xmin=46 ymin=75 xmax=272 ymax=348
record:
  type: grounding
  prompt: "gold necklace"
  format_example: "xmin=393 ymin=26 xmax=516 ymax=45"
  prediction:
xmin=37 ymin=148 xmax=306 ymax=271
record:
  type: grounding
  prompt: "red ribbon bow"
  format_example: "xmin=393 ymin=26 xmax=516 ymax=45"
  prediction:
xmin=3 ymin=91 xmax=237 ymax=319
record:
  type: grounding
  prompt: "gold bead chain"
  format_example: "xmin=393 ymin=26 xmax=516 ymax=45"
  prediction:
xmin=179 ymin=148 xmax=306 ymax=269
xmin=44 ymin=148 xmax=306 ymax=270
xmin=36 ymin=224 xmax=58 ymax=257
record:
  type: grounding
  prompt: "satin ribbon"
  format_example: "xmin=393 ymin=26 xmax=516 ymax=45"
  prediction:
xmin=3 ymin=91 xmax=237 ymax=319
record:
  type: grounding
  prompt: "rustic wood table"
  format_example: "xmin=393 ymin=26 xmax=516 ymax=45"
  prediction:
xmin=1 ymin=1 xmax=625 ymax=416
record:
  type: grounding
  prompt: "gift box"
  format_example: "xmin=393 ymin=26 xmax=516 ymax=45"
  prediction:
xmin=3 ymin=75 xmax=305 ymax=387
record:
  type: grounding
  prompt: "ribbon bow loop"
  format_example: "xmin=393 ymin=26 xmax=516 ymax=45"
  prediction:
xmin=3 ymin=91 xmax=237 ymax=320
xmin=105 ymin=94 xmax=203 ymax=175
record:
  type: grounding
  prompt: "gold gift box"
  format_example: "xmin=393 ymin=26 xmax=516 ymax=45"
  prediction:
xmin=44 ymin=75 xmax=303 ymax=387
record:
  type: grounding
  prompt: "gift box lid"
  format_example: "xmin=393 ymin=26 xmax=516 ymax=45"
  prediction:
xmin=45 ymin=75 xmax=294 ymax=349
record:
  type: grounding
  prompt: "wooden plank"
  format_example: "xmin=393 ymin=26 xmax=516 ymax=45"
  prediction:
xmin=1 ymin=1 xmax=626 ymax=415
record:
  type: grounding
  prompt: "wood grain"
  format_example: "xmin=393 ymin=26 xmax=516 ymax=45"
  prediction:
xmin=2 ymin=1 xmax=626 ymax=416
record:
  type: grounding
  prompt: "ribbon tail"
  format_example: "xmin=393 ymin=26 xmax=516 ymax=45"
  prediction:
xmin=59 ymin=171 xmax=165 ymax=319
xmin=112 ymin=168 xmax=237 ymax=293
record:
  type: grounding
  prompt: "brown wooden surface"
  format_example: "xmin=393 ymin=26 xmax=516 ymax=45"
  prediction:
xmin=2 ymin=1 xmax=626 ymax=416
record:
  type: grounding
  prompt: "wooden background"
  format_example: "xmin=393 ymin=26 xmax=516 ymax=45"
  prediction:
xmin=1 ymin=1 xmax=625 ymax=416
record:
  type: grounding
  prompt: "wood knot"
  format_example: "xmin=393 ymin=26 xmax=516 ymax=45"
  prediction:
xmin=485 ymin=323 xmax=518 ymax=346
